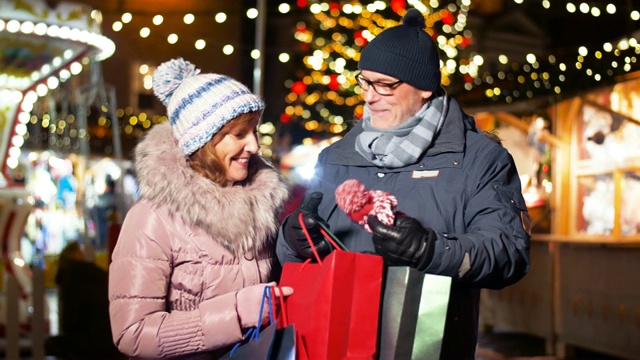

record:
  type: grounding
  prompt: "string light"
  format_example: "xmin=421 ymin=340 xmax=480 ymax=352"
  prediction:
xmin=283 ymin=0 xmax=640 ymax=131
xmin=105 ymin=9 xmax=272 ymax=55
xmin=0 ymin=2 xmax=115 ymax=174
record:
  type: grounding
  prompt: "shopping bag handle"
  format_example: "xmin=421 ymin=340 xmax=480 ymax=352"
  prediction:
xmin=250 ymin=286 xmax=273 ymax=341
xmin=317 ymin=221 xmax=348 ymax=251
xmin=298 ymin=212 xmax=348 ymax=263
xmin=270 ymin=286 xmax=289 ymax=327
xmin=229 ymin=285 xmax=273 ymax=356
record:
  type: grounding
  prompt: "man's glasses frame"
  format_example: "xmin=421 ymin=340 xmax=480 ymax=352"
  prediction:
xmin=355 ymin=71 xmax=403 ymax=96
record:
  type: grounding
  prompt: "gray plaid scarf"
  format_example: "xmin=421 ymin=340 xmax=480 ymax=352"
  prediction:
xmin=356 ymin=95 xmax=448 ymax=168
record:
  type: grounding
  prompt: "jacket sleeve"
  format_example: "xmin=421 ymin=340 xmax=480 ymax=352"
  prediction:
xmin=275 ymin=216 xmax=308 ymax=264
xmin=108 ymin=202 xmax=244 ymax=358
xmin=425 ymin=145 xmax=531 ymax=289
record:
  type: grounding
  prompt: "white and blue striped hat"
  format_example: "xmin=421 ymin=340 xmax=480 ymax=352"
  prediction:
xmin=152 ymin=58 xmax=265 ymax=155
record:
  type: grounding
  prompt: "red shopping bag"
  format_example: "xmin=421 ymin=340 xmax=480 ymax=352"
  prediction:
xmin=279 ymin=214 xmax=384 ymax=360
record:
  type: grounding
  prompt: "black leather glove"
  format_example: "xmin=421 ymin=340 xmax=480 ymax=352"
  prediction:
xmin=283 ymin=192 xmax=332 ymax=260
xmin=368 ymin=215 xmax=436 ymax=271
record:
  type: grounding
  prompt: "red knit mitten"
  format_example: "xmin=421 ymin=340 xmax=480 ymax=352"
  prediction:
xmin=336 ymin=179 xmax=398 ymax=232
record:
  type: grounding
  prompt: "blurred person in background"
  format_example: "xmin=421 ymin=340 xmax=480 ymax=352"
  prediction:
xmin=45 ymin=242 xmax=124 ymax=359
xmin=108 ymin=58 xmax=292 ymax=359
xmin=94 ymin=175 xmax=117 ymax=250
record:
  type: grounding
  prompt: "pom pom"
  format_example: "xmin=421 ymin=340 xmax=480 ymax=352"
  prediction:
xmin=402 ymin=9 xmax=426 ymax=30
xmin=336 ymin=179 xmax=370 ymax=214
xmin=153 ymin=58 xmax=201 ymax=106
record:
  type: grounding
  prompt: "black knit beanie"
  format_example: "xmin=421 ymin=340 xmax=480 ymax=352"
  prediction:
xmin=358 ymin=9 xmax=441 ymax=92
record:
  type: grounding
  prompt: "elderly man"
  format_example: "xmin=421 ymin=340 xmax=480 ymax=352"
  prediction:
xmin=277 ymin=9 xmax=530 ymax=359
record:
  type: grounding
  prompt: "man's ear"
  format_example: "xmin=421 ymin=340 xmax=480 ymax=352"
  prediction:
xmin=421 ymin=90 xmax=433 ymax=100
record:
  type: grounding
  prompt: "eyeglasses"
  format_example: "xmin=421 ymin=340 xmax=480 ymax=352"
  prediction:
xmin=355 ymin=72 xmax=403 ymax=96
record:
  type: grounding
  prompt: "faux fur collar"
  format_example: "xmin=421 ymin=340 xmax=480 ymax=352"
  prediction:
xmin=134 ymin=122 xmax=289 ymax=255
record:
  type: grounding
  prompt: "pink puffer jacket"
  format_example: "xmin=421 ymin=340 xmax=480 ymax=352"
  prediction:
xmin=109 ymin=123 xmax=289 ymax=359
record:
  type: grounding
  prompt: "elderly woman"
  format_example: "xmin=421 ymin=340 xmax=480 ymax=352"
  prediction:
xmin=109 ymin=58 xmax=291 ymax=359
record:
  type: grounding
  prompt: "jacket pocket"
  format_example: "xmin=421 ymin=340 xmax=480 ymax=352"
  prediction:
xmin=494 ymin=183 xmax=531 ymax=238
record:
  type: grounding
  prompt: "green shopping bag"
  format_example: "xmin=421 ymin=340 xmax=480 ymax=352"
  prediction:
xmin=378 ymin=266 xmax=452 ymax=360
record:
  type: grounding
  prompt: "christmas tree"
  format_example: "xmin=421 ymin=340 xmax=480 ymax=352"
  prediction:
xmin=279 ymin=0 xmax=640 ymax=145
xmin=280 ymin=0 xmax=474 ymax=143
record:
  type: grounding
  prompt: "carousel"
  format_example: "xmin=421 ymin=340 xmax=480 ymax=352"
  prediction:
xmin=0 ymin=0 xmax=114 ymax=351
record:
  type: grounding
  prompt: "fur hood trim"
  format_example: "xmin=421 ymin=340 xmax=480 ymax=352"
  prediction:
xmin=134 ymin=122 xmax=289 ymax=255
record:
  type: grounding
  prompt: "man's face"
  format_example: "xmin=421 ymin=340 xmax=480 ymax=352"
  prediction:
xmin=359 ymin=70 xmax=432 ymax=130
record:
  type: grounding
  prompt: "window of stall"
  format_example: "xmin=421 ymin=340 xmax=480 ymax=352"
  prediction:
xmin=573 ymin=80 xmax=640 ymax=239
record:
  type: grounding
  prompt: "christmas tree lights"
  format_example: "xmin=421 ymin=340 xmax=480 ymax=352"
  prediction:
xmin=282 ymin=0 xmax=640 ymax=143
xmin=282 ymin=0 xmax=474 ymax=139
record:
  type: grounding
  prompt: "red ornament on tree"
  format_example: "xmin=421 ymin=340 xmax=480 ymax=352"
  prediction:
xmin=390 ymin=0 xmax=406 ymax=13
xmin=354 ymin=30 xmax=367 ymax=47
xmin=460 ymin=36 xmax=471 ymax=47
xmin=328 ymin=74 xmax=340 ymax=91
xmin=280 ymin=113 xmax=291 ymax=124
xmin=441 ymin=10 xmax=454 ymax=26
xmin=291 ymin=81 xmax=307 ymax=95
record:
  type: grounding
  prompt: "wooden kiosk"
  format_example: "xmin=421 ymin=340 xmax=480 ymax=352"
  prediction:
xmin=478 ymin=78 xmax=640 ymax=359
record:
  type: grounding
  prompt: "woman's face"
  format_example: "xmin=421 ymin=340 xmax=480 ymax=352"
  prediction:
xmin=214 ymin=116 xmax=260 ymax=183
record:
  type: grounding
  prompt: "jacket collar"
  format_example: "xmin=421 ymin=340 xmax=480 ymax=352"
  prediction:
xmin=326 ymin=97 xmax=472 ymax=166
xmin=133 ymin=123 xmax=289 ymax=254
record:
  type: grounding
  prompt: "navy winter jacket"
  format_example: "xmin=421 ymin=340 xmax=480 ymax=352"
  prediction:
xmin=276 ymin=98 xmax=531 ymax=359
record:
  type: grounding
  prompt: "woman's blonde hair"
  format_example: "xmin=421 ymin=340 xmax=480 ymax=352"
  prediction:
xmin=189 ymin=111 xmax=261 ymax=187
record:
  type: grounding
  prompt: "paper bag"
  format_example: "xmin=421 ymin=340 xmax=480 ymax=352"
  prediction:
xmin=378 ymin=266 xmax=451 ymax=360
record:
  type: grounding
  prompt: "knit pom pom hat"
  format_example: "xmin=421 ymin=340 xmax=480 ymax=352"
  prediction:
xmin=358 ymin=9 xmax=441 ymax=92
xmin=152 ymin=58 xmax=265 ymax=155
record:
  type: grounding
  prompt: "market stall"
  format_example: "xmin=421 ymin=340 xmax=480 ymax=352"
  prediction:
xmin=477 ymin=77 xmax=640 ymax=359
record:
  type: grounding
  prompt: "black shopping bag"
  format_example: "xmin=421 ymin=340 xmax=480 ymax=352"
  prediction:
xmin=221 ymin=286 xmax=297 ymax=360
xmin=220 ymin=321 xmax=279 ymax=359
xmin=271 ymin=323 xmax=297 ymax=360
xmin=378 ymin=266 xmax=451 ymax=360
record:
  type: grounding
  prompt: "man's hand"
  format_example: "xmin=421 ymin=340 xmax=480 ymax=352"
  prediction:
xmin=283 ymin=192 xmax=332 ymax=260
xmin=368 ymin=215 xmax=436 ymax=270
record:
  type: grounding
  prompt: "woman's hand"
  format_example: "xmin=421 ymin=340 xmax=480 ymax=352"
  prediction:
xmin=236 ymin=282 xmax=293 ymax=328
